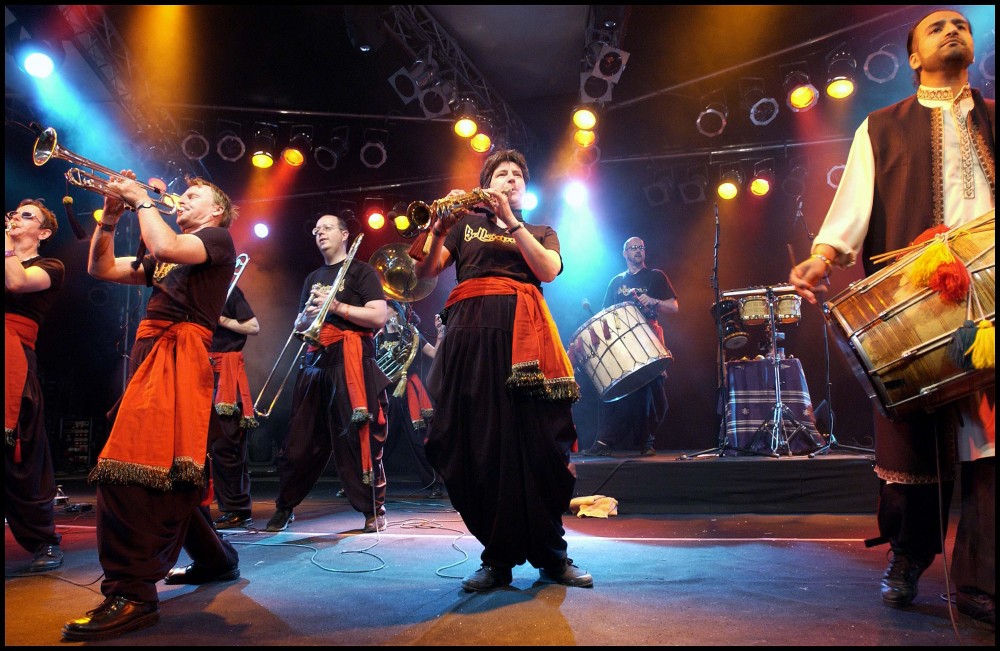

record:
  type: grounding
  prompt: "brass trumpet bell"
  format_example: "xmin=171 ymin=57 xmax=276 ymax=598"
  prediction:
xmin=370 ymin=243 xmax=436 ymax=302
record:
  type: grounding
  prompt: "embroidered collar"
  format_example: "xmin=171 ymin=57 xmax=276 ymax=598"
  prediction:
xmin=917 ymin=84 xmax=972 ymax=103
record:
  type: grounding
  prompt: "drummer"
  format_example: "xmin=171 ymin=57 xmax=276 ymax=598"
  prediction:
xmin=583 ymin=236 xmax=678 ymax=457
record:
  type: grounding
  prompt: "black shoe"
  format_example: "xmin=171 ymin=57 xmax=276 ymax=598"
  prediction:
xmin=641 ymin=446 xmax=657 ymax=457
xmin=429 ymin=484 xmax=444 ymax=499
xmin=462 ymin=563 xmax=513 ymax=592
xmin=213 ymin=512 xmax=253 ymax=530
xmin=335 ymin=488 xmax=346 ymax=498
xmin=29 ymin=544 xmax=64 ymax=572
xmin=539 ymin=559 xmax=594 ymax=588
xmin=363 ymin=512 xmax=386 ymax=533
xmin=957 ymin=588 xmax=995 ymax=628
xmin=164 ymin=563 xmax=240 ymax=585
xmin=582 ymin=441 xmax=612 ymax=457
xmin=265 ymin=508 xmax=294 ymax=532
xmin=62 ymin=595 xmax=160 ymax=641
xmin=880 ymin=551 xmax=930 ymax=608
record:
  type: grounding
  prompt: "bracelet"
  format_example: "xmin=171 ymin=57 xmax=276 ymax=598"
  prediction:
xmin=810 ymin=253 xmax=833 ymax=267
xmin=344 ymin=304 xmax=351 ymax=320
xmin=432 ymin=228 xmax=445 ymax=237
xmin=99 ymin=221 xmax=116 ymax=232
xmin=5 ymin=250 xmax=15 ymax=258
xmin=135 ymin=201 xmax=155 ymax=211
xmin=507 ymin=223 xmax=523 ymax=235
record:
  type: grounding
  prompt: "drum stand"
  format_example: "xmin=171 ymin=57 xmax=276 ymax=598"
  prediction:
xmin=747 ymin=289 xmax=809 ymax=457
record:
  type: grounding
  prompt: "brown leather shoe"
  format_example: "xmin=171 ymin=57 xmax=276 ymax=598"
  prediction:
xmin=164 ymin=563 xmax=240 ymax=585
xmin=880 ymin=551 xmax=930 ymax=608
xmin=62 ymin=595 xmax=159 ymax=641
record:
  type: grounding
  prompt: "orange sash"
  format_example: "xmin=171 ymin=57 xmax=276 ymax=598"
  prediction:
xmin=89 ymin=320 xmax=214 ymax=490
xmin=318 ymin=323 xmax=376 ymax=484
xmin=5 ymin=314 xmax=39 ymax=461
xmin=445 ymin=277 xmax=580 ymax=402
xmin=209 ymin=351 xmax=258 ymax=429
xmin=406 ymin=374 xmax=433 ymax=431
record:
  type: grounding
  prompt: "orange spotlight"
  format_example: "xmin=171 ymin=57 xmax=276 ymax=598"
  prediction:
xmin=783 ymin=64 xmax=819 ymax=112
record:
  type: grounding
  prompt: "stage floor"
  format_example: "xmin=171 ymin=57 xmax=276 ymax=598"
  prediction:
xmin=5 ymin=452 xmax=993 ymax=646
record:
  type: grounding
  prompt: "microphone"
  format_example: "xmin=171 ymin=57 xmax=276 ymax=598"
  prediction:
xmin=62 ymin=196 xmax=89 ymax=241
xmin=796 ymin=195 xmax=804 ymax=216
xmin=581 ymin=298 xmax=593 ymax=315
xmin=131 ymin=239 xmax=147 ymax=270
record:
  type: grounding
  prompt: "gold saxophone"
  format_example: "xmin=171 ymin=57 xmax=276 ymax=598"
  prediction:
xmin=395 ymin=188 xmax=493 ymax=238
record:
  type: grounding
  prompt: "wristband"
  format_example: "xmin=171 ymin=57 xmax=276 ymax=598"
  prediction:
xmin=507 ymin=223 xmax=523 ymax=235
xmin=810 ymin=253 xmax=833 ymax=267
xmin=100 ymin=222 xmax=117 ymax=232
xmin=344 ymin=304 xmax=351 ymax=320
xmin=5 ymin=250 xmax=15 ymax=258
xmin=135 ymin=201 xmax=155 ymax=211
xmin=432 ymin=227 xmax=445 ymax=237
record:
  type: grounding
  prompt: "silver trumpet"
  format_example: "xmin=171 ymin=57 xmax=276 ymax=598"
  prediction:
xmin=32 ymin=127 xmax=179 ymax=214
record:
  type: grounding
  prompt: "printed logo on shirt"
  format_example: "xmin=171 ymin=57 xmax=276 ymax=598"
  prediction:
xmin=463 ymin=223 xmax=515 ymax=245
xmin=153 ymin=262 xmax=179 ymax=283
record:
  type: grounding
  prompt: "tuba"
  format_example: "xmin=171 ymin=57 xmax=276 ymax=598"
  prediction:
xmin=375 ymin=321 xmax=420 ymax=398
xmin=369 ymin=243 xmax=437 ymax=302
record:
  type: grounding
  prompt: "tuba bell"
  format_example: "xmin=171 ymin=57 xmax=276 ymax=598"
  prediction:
xmin=369 ymin=243 xmax=437 ymax=302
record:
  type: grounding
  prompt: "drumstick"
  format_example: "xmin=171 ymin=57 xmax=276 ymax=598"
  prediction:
xmin=786 ymin=243 xmax=797 ymax=269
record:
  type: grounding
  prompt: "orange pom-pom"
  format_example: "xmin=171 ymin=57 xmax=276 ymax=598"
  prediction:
xmin=927 ymin=259 xmax=971 ymax=303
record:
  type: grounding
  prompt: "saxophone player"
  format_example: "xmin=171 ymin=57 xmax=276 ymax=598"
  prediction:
xmin=264 ymin=214 xmax=390 ymax=534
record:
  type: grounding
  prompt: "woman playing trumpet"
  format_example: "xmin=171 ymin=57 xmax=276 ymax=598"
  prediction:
xmin=5 ymin=199 xmax=66 ymax=574
xmin=413 ymin=149 xmax=593 ymax=591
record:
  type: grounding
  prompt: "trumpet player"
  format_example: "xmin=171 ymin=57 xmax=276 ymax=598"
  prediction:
xmin=265 ymin=213 xmax=390 ymax=534
xmin=65 ymin=172 xmax=240 ymax=641
xmin=5 ymin=199 xmax=65 ymax=574
xmin=412 ymin=149 xmax=593 ymax=591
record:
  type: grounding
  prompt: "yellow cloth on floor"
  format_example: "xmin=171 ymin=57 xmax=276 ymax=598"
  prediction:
xmin=570 ymin=495 xmax=619 ymax=518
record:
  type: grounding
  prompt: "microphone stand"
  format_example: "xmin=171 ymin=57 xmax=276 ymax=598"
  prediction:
xmin=790 ymin=197 xmax=872 ymax=457
xmin=680 ymin=204 xmax=756 ymax=460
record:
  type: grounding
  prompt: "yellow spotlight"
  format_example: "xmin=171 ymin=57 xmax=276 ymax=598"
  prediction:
xmin=749 ymin=160 xmax=775 ymax=197
xmin=93 ymin=208 xmax=104 ymax=223
xmin=783 ymin=65 xmax=819 ymax=112
xmin=825 ymin=51 xmax=857 ymax=99
xmin=573 ymin=129 xmax=597 ymax=148
xmin=716 ymin=167 xmax=743 ymax=201
xmin=572 ymin=104 xmax=598 ymax=130
xmin=452 ymin=97 xmax=478 ymax=138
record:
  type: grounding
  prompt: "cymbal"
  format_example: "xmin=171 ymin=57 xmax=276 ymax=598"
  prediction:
xmin=369 ymin=242 xmax=437 ymax=302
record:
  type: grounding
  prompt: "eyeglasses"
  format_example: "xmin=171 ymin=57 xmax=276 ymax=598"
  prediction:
xmin=6 ymin=210 xmax=41 ymax=224
xmin=626 ymin=245 xmax=645 ymax=251
xmin=312 ymin=225 xmax=345 ymax=236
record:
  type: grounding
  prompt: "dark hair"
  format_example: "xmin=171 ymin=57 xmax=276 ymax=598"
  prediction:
xmin=906 ymin=9 xmax=972 ymax=86
xmin=18 ymin=198 xmax=58 ymax=239
xmin=186 ymin=176 xmax=239 ymax=228
xmin=479 ymin=149 xmax=529 ymax=189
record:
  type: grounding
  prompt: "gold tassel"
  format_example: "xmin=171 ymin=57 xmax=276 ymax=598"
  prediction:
xmin=966 ymin=319 xmax=995 ymax=369
xmin=905 ymin=239 xmax=953 ymax=287
xmin=392 ymin=375 xmax=408 ymax=399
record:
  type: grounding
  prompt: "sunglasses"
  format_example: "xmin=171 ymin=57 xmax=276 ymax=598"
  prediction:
xmin=626 ymin=245 xmax=645 ymax=251
xmin=6 ymin=210 xmax=42 ymax=225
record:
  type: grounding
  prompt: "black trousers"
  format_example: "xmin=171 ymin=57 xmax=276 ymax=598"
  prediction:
xmin=209 ymin=410 xmax=252 ymax=514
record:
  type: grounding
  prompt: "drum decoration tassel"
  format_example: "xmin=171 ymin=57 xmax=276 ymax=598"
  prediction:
xmin=927 ymin=259 xmax=971 ymax=303
xmin=966 ymin=320 xmax=994 ymax=369
xmin=905 ymin=237 xmax=955 ymax=287
xmin=947 ymin=289 xmax=994 ymax=370
xmin=948 ymin=320 xmax=980 ymax=370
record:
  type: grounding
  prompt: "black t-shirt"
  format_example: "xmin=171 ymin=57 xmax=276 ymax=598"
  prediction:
xmin=211 ymin=285 xmax=255 ymax=353
xmin=603 ymin=267 xmax=677 ymax=312
xmin=141 ymin=226 xmax=237 ymax=330
xmin=4 ymin=256 xmax=65 ymax=326
xmin=442 ymin=211 xmax=562 ymax=286
xmin=298 ymin=259 xmax=385 ymax=333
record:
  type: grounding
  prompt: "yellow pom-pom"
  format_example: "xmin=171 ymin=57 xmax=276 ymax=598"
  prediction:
xmin=905 ymin=239 xmax=954 ymax=287
xmin=966 ymin=319 xmax=995 ymax=370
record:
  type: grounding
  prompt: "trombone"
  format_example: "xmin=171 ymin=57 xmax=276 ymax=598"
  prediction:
xmin=228 ymin=253 xmax=249 ymax=299
xmin=32 ymin=127 xmax=180 ymax=214
xmin=253 ymin=234 xmax=364 ymax=418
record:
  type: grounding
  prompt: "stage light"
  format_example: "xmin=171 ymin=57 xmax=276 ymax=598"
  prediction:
xmin=863 ymin=45 xmax=900 ymax=84
xmin=282 ymin=125 xmax=313 ymax=167
xmin=6 ymin=22 xmax=65 ymax=79
xmin=825 ymin=49 xmax=857 ymax=99
xmin=573 ymin=145 xmax=601 ymax=167
xmin=572 ymin=104 xmax=599 ymax=131
xmin=678 ymin=166 xmax=708 ymax=204
xmin=360 ymin=129 xmax=388 ymax=169
xmin=696 ymin=90 xmax=728 ymax=138
xmin=216 ymin=120 xmax=246 ymax=162
xmin=643 ymin=171 xmax=676 ymax=207
xmin=749 ymin=159 xmax=775 ymax=197
xmin=419 ymin=79 xmax=455 ymax=119
xmin=739 ymin=77 xmax=779 ymax=127
xmin=387 ymin=200 xmax=411 ymax=234
xmin=573 ymin=129 xmax=597 ymax=148
xmin=592 ymin=44 xmax=629 ymax=83
xmin=181 ymin=124 xmax=211 ymax=161
xmin=782 ymin=63 xmax=819 ymax=112
xmin=344 ymin=6 xmax=385 ymax=53
xmin=364 ymin=198 xmax=385 ymax=230
xmin=388 ymin=54 xmax=438 ymax=105
xmin=782 ymin=155 xmax=809 ymax=197
xmin=580 ymin=70 xmax=613 ymax=103
xmin=716 ymin=164 xmax=743 ymax=201
xmin=469 ymin=116 xmax=494 ymax=154
xmin=826 ymin=163 xmax=846 ymax=189
xmin=315 ymin=126 xmax=350 ymax=171
xmin=452 ymin=97 xmax=478 ymax=138
xmin=251 ymin=123 xmax=277 ymax=169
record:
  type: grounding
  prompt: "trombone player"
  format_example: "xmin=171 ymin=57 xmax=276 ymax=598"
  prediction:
xmin=264 ymin=213 xmax=390 ymax=534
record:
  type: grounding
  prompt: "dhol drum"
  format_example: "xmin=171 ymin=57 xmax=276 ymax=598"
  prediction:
xmin=739 ymin=296 xmax=770 ymax=325
xmin=824 ymin=210 xmax=995 ymax=421
xmin=775 ymin=294 xmax=802 ymax=324
xmin=711 ymin=299 xmax=749 ymax=350
xmin=568 ymin=302 xmax=673 ymax=402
